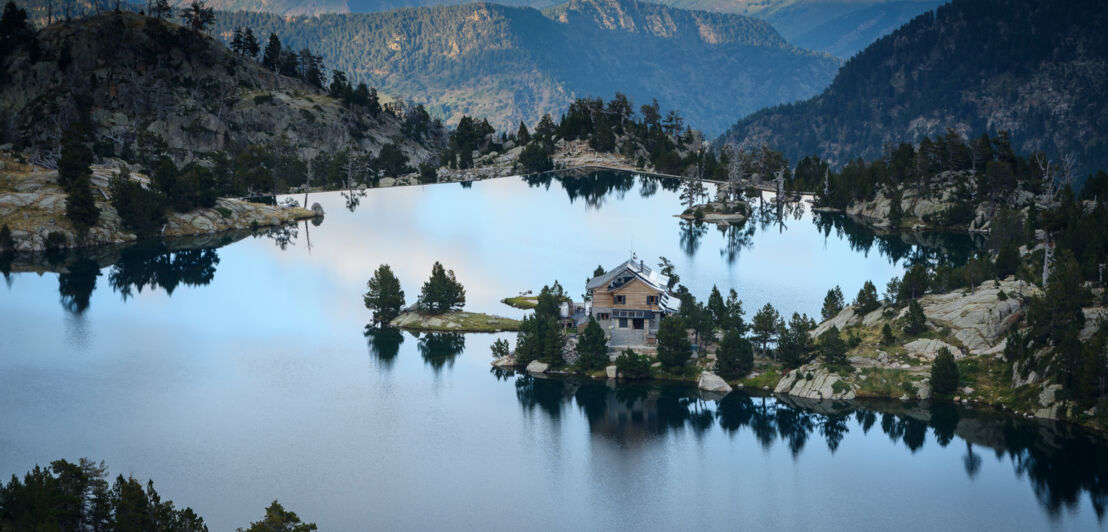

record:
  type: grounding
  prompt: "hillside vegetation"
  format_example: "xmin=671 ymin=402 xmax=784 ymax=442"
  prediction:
xmin=720 ymin=0 xmax=1108 ymax=176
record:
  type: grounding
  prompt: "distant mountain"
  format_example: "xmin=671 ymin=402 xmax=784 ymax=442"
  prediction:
xmin=161 ymin=0 xmax=942 ymax=58
xmin=719 ymin=0 xmax=1108 ymax=175
xmin=205 ymin=0 xmax=839 ymax=132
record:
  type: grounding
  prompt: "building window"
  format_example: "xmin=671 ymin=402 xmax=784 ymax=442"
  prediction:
xmin=619 ymin=318 xmax=628 ymax=328
xmin=599 ymin=313 xmax=610 ymax=321
xmin=647 ymin=296 xmax=657 ymax=305
xmin=615 ymin=295 xmax=625 ymax=304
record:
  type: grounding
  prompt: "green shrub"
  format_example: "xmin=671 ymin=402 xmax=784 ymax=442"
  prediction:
xmin=615 ymin=349 xmax=652 ymax=379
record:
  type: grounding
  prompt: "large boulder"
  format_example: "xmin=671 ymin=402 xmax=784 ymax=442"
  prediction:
xmin=697 ymin=371 xmax=732 ymax=394
xmin=774 ymin=364 xmax=856 ymax=400
xmin=491 ymin=355 xmax=517 ymax=368
xmin=605 ymin=365 xmax=618 ymax=379
xmin=526 ymin=360 xmax=550 ymax=374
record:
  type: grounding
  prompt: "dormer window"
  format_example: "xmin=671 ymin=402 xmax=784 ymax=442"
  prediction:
xmin=615 ymin=295 xmax=626 ymax=304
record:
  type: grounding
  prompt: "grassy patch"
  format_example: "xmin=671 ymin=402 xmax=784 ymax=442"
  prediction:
xmin=394 ymin=311 xmax=520 ymax=333
xmin=501 ymin=296 xmax=538 ymax=309
xmin=741 ymin=368 xmax=782 ymax=389
xmin=856 ymin=368 xmax=921 ymax=398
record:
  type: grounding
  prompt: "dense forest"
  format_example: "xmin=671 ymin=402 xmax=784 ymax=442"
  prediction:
xmin=720 ymin=0 xmax=1108 ymax=177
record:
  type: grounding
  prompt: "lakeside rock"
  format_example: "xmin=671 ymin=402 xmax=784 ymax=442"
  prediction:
xmin=697 ymin=371 xmax=733 ymax=394
xmin=774 ymin=364 xmax=857 ymax=401
xmin=526 ymin=360 xmax=550 ymax=374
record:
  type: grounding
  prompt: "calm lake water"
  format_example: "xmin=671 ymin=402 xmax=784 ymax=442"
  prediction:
xmin=1 ymin=173 xmax=1104 ymax=531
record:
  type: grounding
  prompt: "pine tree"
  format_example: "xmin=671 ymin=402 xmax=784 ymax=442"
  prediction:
xmin=751 ymin=302 xmax=781 ymax=355
xmin=417 ymin=261 xmax=465 ymax=314
xmin=853 ymin=280 xmax=880 ymax=314
xmin=656 ymin=315 xmax=691 ymax=369
xmin=262 ymin=33 xmax=281 ymax=71
xmin=242 ymin=28 xmax=260 ymax=59
xmin=819 ymin=325 xmax=848 ymax=366
xmin=181 ymin=0 xmax=215 ymax=34
xmin=230 ymin=27 xmax=243 ymax=55
xmin=490 ymin=338 xmax=511 ymax=359
xmin=930 ymin=347 xmax=959 ymax=397
xmin=881 ymin=323 xmax=896 ymax=345
xmin=903 ymin=299 xmax=927 ymax=335
xmin=821 ymin=286 xmax=844 ymax=320
xmin=778 ymin=313 xmax=815 ymax=367
xmin=707 ymin=285 xmax=726 ymax=327
xmin=0 ymin=224 xmax=12 ymax=251
xmin=715 ymin=329 xmax=753 ymax=379
xmin=575 ymin=317 xmax=608 ymax=371
xmin=515 ymin=121 xmax=530 ymax=145
xmin=364 ymin=264 xmax=405 ymax=326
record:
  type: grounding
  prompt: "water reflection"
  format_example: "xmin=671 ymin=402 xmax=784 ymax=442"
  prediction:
xmin=813 ymin=211 xmax=984 ymax=267
xmin=416 ymin=332 xmax=466 ymax=372
xmin=58 ymin=258 xmax=100 ymax=315
xmin=506 ymin=375 xmax=1108 ymax=521
xmin=364 ymin=326 xmax=405 ymax=369
xmin=532 ymin=170 xmax=984 ymax=267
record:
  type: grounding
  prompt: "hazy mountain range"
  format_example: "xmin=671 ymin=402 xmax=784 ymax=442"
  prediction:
xmin=169 ymin=0 xmax=942 ymax=58
xmin=719 ymin=0 xmax=1108 ymax=174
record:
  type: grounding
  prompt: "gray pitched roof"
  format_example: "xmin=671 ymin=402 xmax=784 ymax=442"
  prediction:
xmin=586 ymin=258 xmax=671 ymax=295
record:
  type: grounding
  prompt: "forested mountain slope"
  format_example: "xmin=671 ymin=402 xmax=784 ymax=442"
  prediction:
xmin=719 ymin=0 xmax=1108 ymax=175
xmin=209 ymin=0 xmax=839 ymax=132
xmin=0 ymin=9 xmax=443 ymax=165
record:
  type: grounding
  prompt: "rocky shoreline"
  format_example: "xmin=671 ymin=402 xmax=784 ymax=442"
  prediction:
xmin=0 ymin=156 xmax=317 ymax=252
xmin=489 ymin=277 xmax=1107 ymax=432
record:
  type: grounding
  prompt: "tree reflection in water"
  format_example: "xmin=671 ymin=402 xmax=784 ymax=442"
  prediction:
xmin=58 ymin=258 xmax=100 ymax=315
xmin=109 ymin=245 xmax=219 ymax=299
xmin=506 ymin=374 xmax=1108 ymax=521
xmin=364 ymin=326 xmax=405 ymax=369
xmin=417 ymin=332 xmax=465 ymax=372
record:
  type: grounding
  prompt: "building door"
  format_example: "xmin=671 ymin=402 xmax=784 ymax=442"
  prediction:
xmin=633 ymin=318 xmax=644 ymax=330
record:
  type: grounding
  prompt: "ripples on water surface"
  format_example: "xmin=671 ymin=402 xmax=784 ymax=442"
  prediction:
xmin=1 ymin=173 xmax=1103 ymax=530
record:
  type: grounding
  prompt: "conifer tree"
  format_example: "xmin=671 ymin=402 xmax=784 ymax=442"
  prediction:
xmin=904 ymin=299 xmax=927 ymax=335
xmin=715 ymin=329 xmax=753 ymax=379
xmin=364 ymin=264 xmax=405 ymax=326
xmin=656 ymin=315 xmax=691 ymax=369
xmin=930 ymin=347 xmax=959 ymax=397
xmin=575 ymin=317 xmax=608 ymax=371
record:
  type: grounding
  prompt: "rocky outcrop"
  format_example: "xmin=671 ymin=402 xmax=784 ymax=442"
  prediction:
xmin=913 ymin=279 xmax=1037 ymax=354
xmin=697 ymin=371 xmax=733 ymax=394
xmin=605 ymin=365 xmax=618 ymax=379
xmin=526 ymin=360 xmax=550 ymax=374
xmin=774 ymin=364 xmax=857 ymax=401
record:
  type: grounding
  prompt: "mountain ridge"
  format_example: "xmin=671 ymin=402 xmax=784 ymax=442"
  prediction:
xmin=718 ymin=0 xmax=1108 ymax=175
